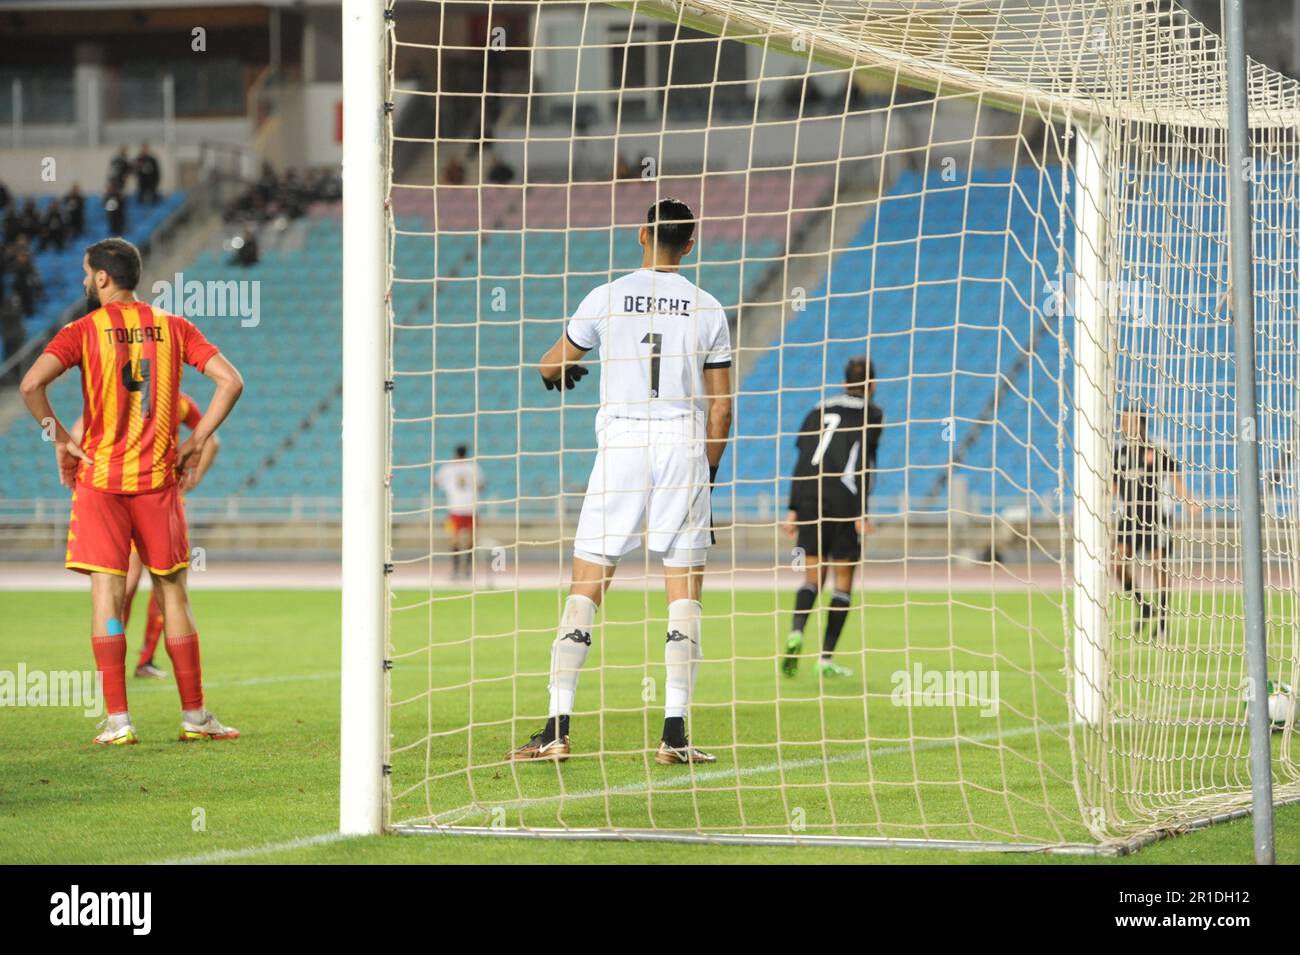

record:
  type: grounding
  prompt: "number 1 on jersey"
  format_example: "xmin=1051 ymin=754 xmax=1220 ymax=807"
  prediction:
xmin=641 ymin=332 xmax=663 ymax=398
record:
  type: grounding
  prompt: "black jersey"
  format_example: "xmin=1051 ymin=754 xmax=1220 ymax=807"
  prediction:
xmin=1113 ymin=440 xmax=1178 ymax=522
xmin=789 ymin=394 xmax=884 ymax=518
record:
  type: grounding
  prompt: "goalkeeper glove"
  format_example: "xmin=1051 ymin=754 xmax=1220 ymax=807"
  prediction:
xmin=543 ymin=365 xmax=589 ymax=391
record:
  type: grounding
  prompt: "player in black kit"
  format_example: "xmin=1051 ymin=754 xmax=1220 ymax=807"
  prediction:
xmin=1112 ymin=408 xmax=1196 ymax=639
xmin=782 ymin=356 xmax=884 ymax=677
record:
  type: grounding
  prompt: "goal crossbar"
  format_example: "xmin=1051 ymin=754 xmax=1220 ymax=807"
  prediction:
xmin=624 ymin=0 xmax=1300 ymax=127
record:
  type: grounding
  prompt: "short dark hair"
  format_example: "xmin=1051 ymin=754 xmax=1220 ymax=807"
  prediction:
xmin=845 ymin=356 xmax=875 ymax=388
xmin=85 ymin=237 xmax=141 ymax=291
xmin=646 ymin=198 xmax=695 ymax=252
xmin=454 ymin=444 xmax=468 ymax=458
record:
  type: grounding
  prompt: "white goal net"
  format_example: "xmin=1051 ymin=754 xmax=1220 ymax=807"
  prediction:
xmin=361 ymin=0 xmax=1300 ymax=851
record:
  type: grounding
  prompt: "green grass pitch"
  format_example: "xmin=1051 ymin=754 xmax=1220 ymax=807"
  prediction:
xmin=1 ymin=587 xmax=1297 ymax=864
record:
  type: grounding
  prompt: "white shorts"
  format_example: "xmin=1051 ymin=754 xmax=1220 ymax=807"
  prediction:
xmin=574 ymin=416 xmax=712 ymax=567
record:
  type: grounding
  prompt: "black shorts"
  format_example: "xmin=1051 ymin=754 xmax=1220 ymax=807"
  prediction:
xmin=795 ymin=515 xmax=861 ymax=562
xmin=1118 ymin=513 xmax=1168 ymax=556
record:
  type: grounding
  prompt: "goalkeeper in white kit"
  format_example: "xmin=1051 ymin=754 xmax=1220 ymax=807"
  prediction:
xmin=508 ymin=198 xmax=733 ymax=765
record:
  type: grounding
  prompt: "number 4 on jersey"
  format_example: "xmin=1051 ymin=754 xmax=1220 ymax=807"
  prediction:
xmin=121 ymin=357 xmax=153 ymax=419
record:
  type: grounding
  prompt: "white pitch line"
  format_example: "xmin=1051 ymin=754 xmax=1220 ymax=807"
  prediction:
xmin=154 ymin=831 xmax=358 ymax=865
xmin=151 ymin=719 xmax=1077 ymax=861
xmin=429 ymin=719 xmax=1074 ymax=825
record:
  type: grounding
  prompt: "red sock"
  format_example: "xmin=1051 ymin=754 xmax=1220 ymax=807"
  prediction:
xmin=165 ymin=632 xmax=204 ymax=711
xmin=91 ymin=634 xmax=129 ymax=716
xmin=138 ymin=596 xmax=165 ymax=669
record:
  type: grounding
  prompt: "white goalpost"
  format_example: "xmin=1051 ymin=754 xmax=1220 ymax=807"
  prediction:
xmin=1070 ymin=122 xmax=1109 ymax=732
xmin=341 ymin=0 xmax=1300 ymax=854
xmin=340 ymin=0 xmax=389 ymax=836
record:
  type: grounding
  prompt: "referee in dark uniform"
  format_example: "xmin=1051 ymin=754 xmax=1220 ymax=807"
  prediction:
xmin=1112 ymin=408 xmax=1195 ymax=638
xmin=782 ymin=356 xmax=884 ymax=677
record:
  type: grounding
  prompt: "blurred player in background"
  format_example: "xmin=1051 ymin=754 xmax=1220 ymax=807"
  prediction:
xmin=71 ymin=389 xmax=220 ymax=678
xmin=1112 ymin=407 xmax=1196 ymax=639
xmin=782 ymin=356 xmax=883 ymax=678
xmin=434 ymin=444 xmax=484 ymax=580
xmin=19 ymin=238 xmax=244 ymax=746
xmin=508 ymin=198 xmax=733 ymax=765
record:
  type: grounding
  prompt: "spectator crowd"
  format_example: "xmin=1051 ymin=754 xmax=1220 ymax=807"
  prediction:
xmin=222 ymin=162 xmax=341 ymax=268
xmin=225 ymin=163 xmax=342 ymax=227
xmin=0 ymin=143 xmax=164 ymax=380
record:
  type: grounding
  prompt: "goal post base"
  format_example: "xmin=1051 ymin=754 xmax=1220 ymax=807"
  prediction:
xmin=1111 ymin=792 xmax=1300 ymax=858
xmin=390 ymin=823 xmax=1118 ymax=856
xmin=392 ymin=789 xmax=1300 ymax=857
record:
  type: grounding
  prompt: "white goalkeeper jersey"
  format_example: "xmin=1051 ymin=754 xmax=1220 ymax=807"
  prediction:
xmin=566 ymin=268 xmax=731 ymax=430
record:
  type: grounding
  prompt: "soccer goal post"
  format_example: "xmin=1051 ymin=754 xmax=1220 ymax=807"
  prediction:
xmin=341 ymin=0 xmax=1300 ymax=853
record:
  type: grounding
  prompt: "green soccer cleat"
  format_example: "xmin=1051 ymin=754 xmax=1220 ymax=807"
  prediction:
xmin=817 ymin=659 xmax=854 ymax=678
xmin=782 ymin=631 xmax=803 ymax=677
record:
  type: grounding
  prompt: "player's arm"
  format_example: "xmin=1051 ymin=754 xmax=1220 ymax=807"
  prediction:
xmin=184 ymin=432 xmax=220 ymax=491
xmin=177 ymin=395 xmax=220 ymax=491
xmin=857 ymin=407 xmax=884 ymax=535
xmin=1166 ymin=453 xmax=1201 ymax=519
xmin=177 ymin=353 xmax=243 ymax=482
xmin=704 ymin=364 xmax=732 ymax=472
xmin=19 ymin=353 xmax=91 ymax=489
xmin=783 ymin=408 xmax=819 ymax=538
xmin=704 ymin=364 xmax=732 ymax=549
xmin=538 ymin=334 xmax=589 ymax=390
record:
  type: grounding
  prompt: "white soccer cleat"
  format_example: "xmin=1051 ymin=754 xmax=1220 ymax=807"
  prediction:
xmin=179 ymin=711 xmax=240 ymax=742
xmin=655 ymin=741 xmax=716 ymax=765
xmin=93 ymin=718 xmax=139 ymax=746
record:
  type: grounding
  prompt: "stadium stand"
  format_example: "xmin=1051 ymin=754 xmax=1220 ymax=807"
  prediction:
xmin=734 ymin=166 xmax=1069 ymax=518
xmin=24 ymin=168 xmax=1209 ymax=525
xmin=12 ymin=192 xmax=187 ymax=336
xmin=387 ymin=171 xmax=830 ymax=512
xmin=2 ymin=172 xmax=824 ymax=513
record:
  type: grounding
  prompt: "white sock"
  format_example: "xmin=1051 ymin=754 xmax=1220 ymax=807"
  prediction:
xmin=548 ymin=594 xmax=596 ymax=717
xmin=664 ymin=598 xmax=702 ymax=719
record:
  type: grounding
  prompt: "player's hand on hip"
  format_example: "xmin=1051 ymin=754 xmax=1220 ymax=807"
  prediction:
xmin=176 ymin=435 xmax=204 ymax=483
xmin=543 ymin=364 xmax=588 ymax=391
xmin=56 ymin=440 xmax=91 ymax=489
xmin=782 ymin=509 xmax=798 ymax=539
xmin=856 ymin=518 xmax=872 ymax=536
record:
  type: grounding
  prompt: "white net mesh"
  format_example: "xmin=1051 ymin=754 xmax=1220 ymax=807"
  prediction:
xmin=378 ymin=0 xmax=1300 ymax=849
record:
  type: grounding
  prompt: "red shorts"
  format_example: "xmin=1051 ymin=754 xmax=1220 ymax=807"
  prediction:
xmin=445 ymin=513 xmax=474 ymax=534
xmin=66 ymin=483 xmax=190 ymax=577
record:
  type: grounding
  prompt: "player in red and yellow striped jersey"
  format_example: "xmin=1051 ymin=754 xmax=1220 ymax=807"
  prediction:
xmin=20 ymin=238 xmax=245 ymax=746
xmin=70 ymin=390 xmax=221 ymax=680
